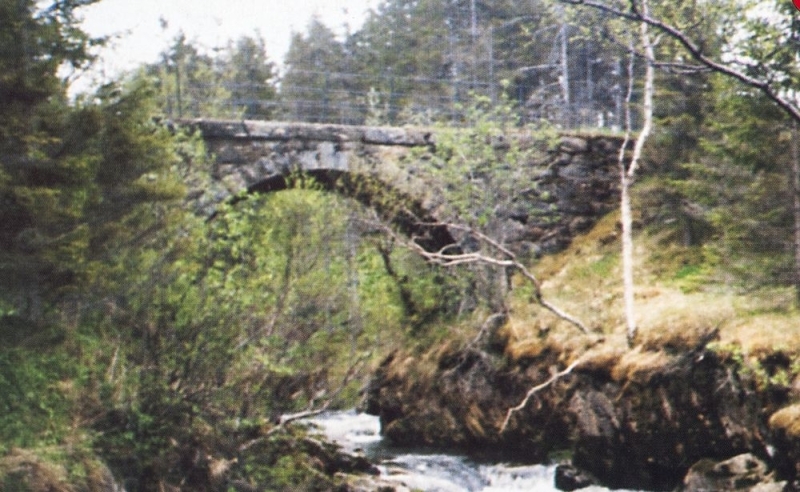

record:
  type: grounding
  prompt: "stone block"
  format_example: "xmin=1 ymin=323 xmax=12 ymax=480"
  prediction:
xmin=560 ymin=136 xmax=589 ymax=154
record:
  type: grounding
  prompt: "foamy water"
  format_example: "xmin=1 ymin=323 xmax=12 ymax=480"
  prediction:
xmin=305 ymin=410 xmax=642 ymax=492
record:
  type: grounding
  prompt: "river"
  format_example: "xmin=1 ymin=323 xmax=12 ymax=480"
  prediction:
xmin=305 ymin=410 xmax=643 ymax=492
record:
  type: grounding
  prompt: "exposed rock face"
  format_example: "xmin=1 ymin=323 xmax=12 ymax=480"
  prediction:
xmin=680 ymin=453 xmax=782 ymax=492
xmin=568 ymin=349 xmax=769 ymax=490
xmin=364 ymin=340 xmax=783 ymax=491
xmin=363 ymin=347 xmax=568 ymax=462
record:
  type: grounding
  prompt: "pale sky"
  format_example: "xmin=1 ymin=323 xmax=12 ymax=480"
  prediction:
xmin=74 ymin=0 xmax=379 ymax=92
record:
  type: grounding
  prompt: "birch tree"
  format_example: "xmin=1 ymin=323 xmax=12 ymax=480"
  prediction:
xmin=619 ymin=0 xmax=655 ymax=345
xmin=558 ymin=0 xmax=800 ymax=304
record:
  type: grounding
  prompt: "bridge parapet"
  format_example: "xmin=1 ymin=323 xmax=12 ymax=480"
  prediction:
xmin=188 ymin=119 xmax=436 ymax=146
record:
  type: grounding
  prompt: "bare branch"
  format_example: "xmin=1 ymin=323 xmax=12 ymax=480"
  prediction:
xmin=559 ymin=0 xmax=800 ymax=124
xmin=499 ymin=330 xmax=605 ymax=434
xmin=499 ymin=353 xmax=589 ymax=433
xmin=383 ymin=218 xmax=590 ymax=334
xmin=651 ymin=61 xmax=709 ymax=74
xmin=598 ymin=22 xmax=707 ymax=74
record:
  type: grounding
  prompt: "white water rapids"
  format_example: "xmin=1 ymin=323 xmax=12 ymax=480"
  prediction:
xmin=305 ymin=410 xmax=642 ymax=492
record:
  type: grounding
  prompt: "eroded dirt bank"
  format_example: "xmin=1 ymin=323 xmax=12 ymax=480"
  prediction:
xmin=364 ymin=329 xmax=800 ymax=491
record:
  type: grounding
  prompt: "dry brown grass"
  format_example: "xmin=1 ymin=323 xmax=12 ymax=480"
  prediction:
xmin=769 ymin=404 xmax=800 ymax=438
xmin=385 ymin=354 xmax=419 ymax=382
xmin=635 ymin=288 xmax=732 ymax=351
xmin=504 ymin=209 xmax=800 ymax=377
xmin=572 ymin=334 xmax=629 ymax=376
xmin=611 ymin=347 xmax=673 ymax=383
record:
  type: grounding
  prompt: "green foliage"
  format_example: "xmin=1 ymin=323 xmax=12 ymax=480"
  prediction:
xmin=0 ymin=0 xmax=103 ymax=153
xmin=710 ymin=341 xmax=799 ymax=394
xmin=82 ymin=184 xmax=459 ymax=488
xmin=0 ymin=78 xmax=185 ymax=320
xmin=425 ymin=92 xmax=557 ymax=228
xmin=0 ymin=346 xmax=72 ymax=450
xmin=644 ymin=73 xmax=796 ymax=290
xmin=0 ymin=1 xmax=468 ymax=490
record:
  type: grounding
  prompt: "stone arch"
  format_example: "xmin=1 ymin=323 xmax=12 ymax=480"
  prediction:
xmin=244 ymin=169 xmax=456 ymax=252
xmin=188 ymin=119 xmax=626 ymax=257
xmin=188 ymin=119 xmax=456 ymax=251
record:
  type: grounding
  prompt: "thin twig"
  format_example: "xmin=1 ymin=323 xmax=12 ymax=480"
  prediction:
xmin=399 ymin=220 xmax=590 ymax=334
xmin=499 ymin=354 xmax=589 ymax=433
xmin=559 ymin=0 xmax=800 ymax=124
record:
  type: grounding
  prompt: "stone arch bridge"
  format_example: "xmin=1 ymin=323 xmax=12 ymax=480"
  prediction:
xmin=186 ymin=119 xmax=625 ymax=254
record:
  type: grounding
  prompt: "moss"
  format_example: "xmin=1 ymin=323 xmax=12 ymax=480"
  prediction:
xmin=533 ymin=211 xmax=620 ymax=282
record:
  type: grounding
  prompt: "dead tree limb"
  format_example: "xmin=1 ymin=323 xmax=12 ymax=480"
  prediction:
xmin=377 ymin=219 xmax=590 ymax=334
xmin=499 ymin=352 xmax=592 ymax=433
xmin=559 ymin=0 xmax=800 ymax=124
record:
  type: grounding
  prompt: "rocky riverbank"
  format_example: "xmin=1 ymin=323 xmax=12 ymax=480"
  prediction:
xmin=363 ymin=326 xmax=800 ymax=491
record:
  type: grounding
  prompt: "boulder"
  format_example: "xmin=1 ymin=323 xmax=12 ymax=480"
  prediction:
xmin=768 ymin=404 xmax=800 ymax=483
xmin=680 ymin=453 xmax=780 ymax=492
xmin=554 ymin=463 xmax=600 ymax=491
xmin=559 ymin=136 xmax=590 ymax=154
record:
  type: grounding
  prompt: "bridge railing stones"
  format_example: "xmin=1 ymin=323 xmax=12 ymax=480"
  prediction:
xmin=188 ymin=119 xmax=437 ymax=147
xmin=184 ymin=119 xmax=627 ymax=255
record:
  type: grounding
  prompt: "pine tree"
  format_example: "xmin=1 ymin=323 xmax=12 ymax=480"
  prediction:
xmin=281 ymin=18 xmax=351 ymax=123
xmin=225 ymin=34 xmax=279 ymax=119
xmin=0 ymin=1 xmax=184 ymax=321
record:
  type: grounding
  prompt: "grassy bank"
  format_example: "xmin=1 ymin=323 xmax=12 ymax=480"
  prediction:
xmin=504 ymin=209 xmax=800 ymax=388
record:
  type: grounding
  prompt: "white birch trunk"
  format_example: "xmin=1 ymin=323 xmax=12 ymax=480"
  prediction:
xmin=621 ymin=0 xmax=655 ymax=346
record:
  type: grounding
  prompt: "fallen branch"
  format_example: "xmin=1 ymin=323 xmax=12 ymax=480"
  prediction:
xmin=499 ymin=353 xmax=589 ymax=433
xmin=394 ymin=220 xmax=590 ymax=334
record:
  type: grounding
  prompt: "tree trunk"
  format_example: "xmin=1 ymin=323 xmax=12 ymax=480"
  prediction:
xmin=621 ymin=0 xmax=655 ymax=346
xmin=620 ymin=170 xmax=637 ymax=345
xmin=791 ymin=121 xmax=800 ymax=305
xmin=559 ymin=15 xmax=570 ymax=114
